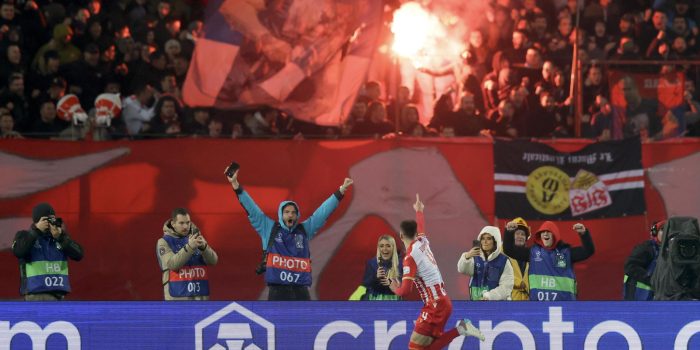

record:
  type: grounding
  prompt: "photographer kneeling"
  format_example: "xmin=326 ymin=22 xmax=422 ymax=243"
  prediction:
xmin=651 ymin=217 xmax=700 ymax=300
xmin=12 ymin=203 xmax=84 ymax=301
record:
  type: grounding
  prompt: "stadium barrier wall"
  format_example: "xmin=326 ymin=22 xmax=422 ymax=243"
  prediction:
xmin=1 ymin=301 xmax=699 ymax=349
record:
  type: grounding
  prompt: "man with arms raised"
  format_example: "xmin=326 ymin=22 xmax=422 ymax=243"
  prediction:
xmin=226 ymin=165 xmax=353 ymax=300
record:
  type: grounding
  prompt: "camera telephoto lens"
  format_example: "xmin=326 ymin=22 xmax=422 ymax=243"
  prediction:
xmin=679 ymin=239 xmax=699 ymax=260
xmin=47 ymin=217 xmax=63 ymax=226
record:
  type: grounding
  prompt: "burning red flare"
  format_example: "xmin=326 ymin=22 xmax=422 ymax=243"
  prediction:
xmin=390 ymin=2 xmax=465 ymax=70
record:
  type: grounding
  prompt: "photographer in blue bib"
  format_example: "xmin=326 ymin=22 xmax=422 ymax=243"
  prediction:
xmin=12 ymin=203 xmax=84 ymax=301
xmin=457 ymin=226 xmax=514 ymax=301
xmin=225 ymin=162 xmax=353 ymax=301
xmin=157 ymin=208 xmax=219 ymax=300
xmin=349 ymin=235 xmax=403 ymax=301
xmin=503 ymin=221 xmax=595 ymax=301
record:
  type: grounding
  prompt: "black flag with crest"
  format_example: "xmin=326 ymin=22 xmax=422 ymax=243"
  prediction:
xmin=494 ymin=137 xmax=645 ymax=220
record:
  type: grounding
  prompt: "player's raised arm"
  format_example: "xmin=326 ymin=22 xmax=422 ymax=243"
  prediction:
xmin=413 ymin=194 xmax=425 ymax=237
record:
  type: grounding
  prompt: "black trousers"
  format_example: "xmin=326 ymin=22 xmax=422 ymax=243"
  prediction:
xmin=268 ymin=284 xmax=310 ymax=301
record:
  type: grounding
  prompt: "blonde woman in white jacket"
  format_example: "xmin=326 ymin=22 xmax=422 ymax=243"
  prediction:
xmin=457 ymin=226 xmax=514 ymax=300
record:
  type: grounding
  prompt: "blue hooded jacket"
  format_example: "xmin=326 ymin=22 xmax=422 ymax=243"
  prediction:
xmin=236 ymin=187 xmax=343 ymax=286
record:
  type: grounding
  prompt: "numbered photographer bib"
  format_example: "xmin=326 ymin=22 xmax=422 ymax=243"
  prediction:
xmin=23 ymin=235 xmax=71 ymax=294
xmin=265 ymin=227 xmax=312 ymax=286
xmin=528 ymin=245 xmax=576 ymax=301
xmin=168 ymin=265 xmax=210 ymax=297
xmin=163 ymin=235 xmax=210 ymax=297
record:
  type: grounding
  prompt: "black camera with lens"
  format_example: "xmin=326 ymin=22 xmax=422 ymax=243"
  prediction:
xmin=652 ymin=217 xmax=700 ymax=299
xmin=47 ymin=217 xmax=63 ymax=227
xmin=670 ymin=235 xmax=700 ymax=266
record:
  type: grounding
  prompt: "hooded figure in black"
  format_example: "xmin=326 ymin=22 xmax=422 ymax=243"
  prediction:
xmin=651 ymin=217 xmax=700 ymax=300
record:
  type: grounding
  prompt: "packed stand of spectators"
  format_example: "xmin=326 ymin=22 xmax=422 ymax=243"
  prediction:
xmin=341 ymin=0 xmax=700 ymax=141
xmin=0 ymin=0 xmax=331 ymax=140
xmin=0 ymin=0 xmax=699 ymax=140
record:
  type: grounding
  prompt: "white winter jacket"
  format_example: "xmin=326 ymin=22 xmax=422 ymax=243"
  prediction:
xmin=457 ymin=226 xmax=514 ymax=300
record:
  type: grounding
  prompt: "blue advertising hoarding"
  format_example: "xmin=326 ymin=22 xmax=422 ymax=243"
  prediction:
xmin=0 ymin=301 xmax=698 ymax=349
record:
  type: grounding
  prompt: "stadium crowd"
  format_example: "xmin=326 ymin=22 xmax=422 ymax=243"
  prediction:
xmin=0 ymin=0 xmax=699 ymax=140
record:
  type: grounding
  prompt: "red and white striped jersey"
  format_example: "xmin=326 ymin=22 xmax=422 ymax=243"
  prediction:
xmin=403 ymin=235 xmax=447 ymax=305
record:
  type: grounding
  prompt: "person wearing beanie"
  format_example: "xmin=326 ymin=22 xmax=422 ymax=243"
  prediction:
xmin=457 ymin=226 xmax=514 ymax=301
xmin=12 ymin=202 xmax=83 ymax=301
xmin=503 ymin=217 xmax=532 ymax=300
xmin=623 ymin=220 xmax=666 ymax=300
xmin=503 ymin=220 xmax=594 ymax=301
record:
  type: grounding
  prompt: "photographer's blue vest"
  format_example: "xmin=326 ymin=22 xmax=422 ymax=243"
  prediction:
xmin=529 ymin=245 xmax=576 ymax=301
xmin=469 ymin=254 xmax=508 ymax=300
xmin=23 ymin=234 xmax=71 ymax=295
xmin=623 ymin=240 xmax=658 ymax=301
xmin=163 ymin=235 xmax=210 ymax=297
xmin=265 ymin=224 xmax=312 ymax=286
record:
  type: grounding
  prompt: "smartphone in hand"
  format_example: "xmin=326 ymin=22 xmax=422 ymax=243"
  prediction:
xmin=225 ymin=161 xmax=240 ymax=177
xmin=472 ymin=239 xmax=481 ymax=249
